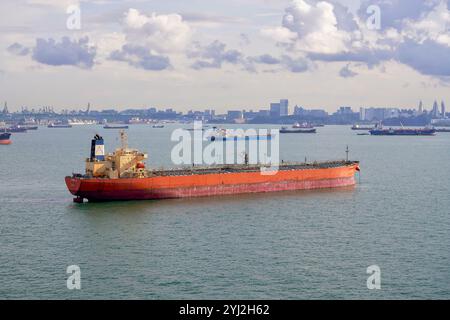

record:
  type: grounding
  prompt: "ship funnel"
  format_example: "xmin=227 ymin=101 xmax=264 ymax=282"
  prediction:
xmin=90 ymin=134 xmax=105 ymax=161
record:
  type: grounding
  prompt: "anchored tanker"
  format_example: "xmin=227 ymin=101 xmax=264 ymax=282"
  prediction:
xmin=0 ymin=132 xmax=11 ymax=145
xmin=65 ymin=132 xmax=360 ymax=202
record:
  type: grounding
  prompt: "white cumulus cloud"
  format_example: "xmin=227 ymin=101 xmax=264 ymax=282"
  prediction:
xmin=123 ymin=8 xmax=192 ymax=54
xmin=401 ymin=1 xmax=450 ymax=46
xmin=262 ymin=0 xmax=351 ymax=54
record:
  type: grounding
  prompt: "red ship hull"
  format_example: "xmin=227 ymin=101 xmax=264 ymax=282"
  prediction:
xmin=65 ymin=164 xmax=359 ymax=202
xmin=0 ymin=133 xmax=11 ymax=145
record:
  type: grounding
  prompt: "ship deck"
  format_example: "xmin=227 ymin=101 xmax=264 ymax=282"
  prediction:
xmin=149 ymin=160 xmax=358 ymax=177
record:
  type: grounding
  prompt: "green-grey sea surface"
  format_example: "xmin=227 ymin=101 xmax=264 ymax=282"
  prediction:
xmin=0 ymin=125 xmax=449 ymax=299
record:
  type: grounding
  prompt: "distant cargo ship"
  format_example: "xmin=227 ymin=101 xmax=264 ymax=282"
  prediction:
xmin=207 ymin=128 xmax=272 ymax=141
xmin=351 ymin=124 xmax=374 ymax=131
xmin=209 ymin=134 xmax=272 ymax=141
xmin=293 ymin=122 xmax=314 ymax=129
xmin=280 ymin=127 xmax=316 ymax=134
xmin=370 ymin=126 xmax=436 ymax=136
xmin=435 ymin=128 xmax=450 ymax=133
xmin=103 ymin=124 xmax=129 ymax=129
xmin=68 ymin=120 xmax=85 ymax=125
xmin=69 ymin=119 xmax=97 ymax=125
xmin=186 ymin=128 xmax=205 ymax=131
xmin=48 ymin=123 xmax=72 ymax=128
xmin=20 ymin=125 xmax=38 ymax=130
xmin=6 ymin=126 xmax=27 ymax=133
xmin=0 ymin=132 xmax=11 ymax=145
xmin=65 ymin=132 xmax=360 ymax=202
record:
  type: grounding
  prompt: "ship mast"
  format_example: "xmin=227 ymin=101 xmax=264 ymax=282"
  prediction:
xmin=120 ymin=130 xmax=128 ymax=150
xmin=346 ymin=145 xmax=349 ymax=162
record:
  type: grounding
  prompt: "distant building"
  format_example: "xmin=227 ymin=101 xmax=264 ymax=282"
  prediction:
xmin=431 ymin=100 xmax=440 ymax=118
xmin=441 ymin=101 xmax=446 ymax=118
xmin=258 ymin=110 xmax=270 ymax=117
xmin=309 ymin=110 xmax=328 ymax=118
xmin=331 ymin=107 xmax=359 ymax=124
xmin=243 ymin=110 xmax=259 ymax=120
xmin=294 ymin=106 xmax=327 ymax=118
xmin=280 ymin=99 xmax=289 ymax=116
xmin=187 ymin=110 xmax=204 ymax=120
xmin=385 ymin=108 xmax=400 ymax=119
xmin=203 ymin=109 xmax=215 ymax=121
xmin=227 ymin=110 xmax=243 ymax=122
xmin=102 ymin=109 xmax=118 ymax=115
xmin=270 ymin=102 xmax=281 ymax=117
xmin=359 ymin=107 xmax=366 ymax=121
xmin=337 ymin=107 xmax=353 ymax=115
xmin=418 ymin=100 xmax=423 ymax=114
xmin=269 ymin=99 xmax=289 ymax=117
xmin=359 ymin=107 xmax=400 ymax=121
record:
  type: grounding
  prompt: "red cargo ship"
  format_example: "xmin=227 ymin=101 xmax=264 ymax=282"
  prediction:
xmin=65 ymin=133 xmax=360 ymax=202
xmin=0 ymin=132 xmax=11 ymax=145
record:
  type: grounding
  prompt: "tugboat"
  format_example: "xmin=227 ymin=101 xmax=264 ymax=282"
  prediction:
xmin=0 ymin=132 xmax=11 ymax=145
xmin=65 ymin=132 xmax=360 ymax=202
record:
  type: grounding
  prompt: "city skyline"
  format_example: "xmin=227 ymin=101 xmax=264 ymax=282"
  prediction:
xmin=1 ymin=0 xmax=450 ymax=111
xmin=3 ymin=97 xmax=448 ymax=120
xmin=2 ymin=98 xmax=448 ymax=115
xmin=1 ymin=98 xmax=446 ymax=116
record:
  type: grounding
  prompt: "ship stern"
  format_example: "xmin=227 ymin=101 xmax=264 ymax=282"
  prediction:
xmin=65 ymin=176 xmax=82 ymax=196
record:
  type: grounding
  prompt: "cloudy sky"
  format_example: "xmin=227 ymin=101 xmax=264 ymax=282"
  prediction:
xmin=1 ymin=0 xmax=450 ymax=112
